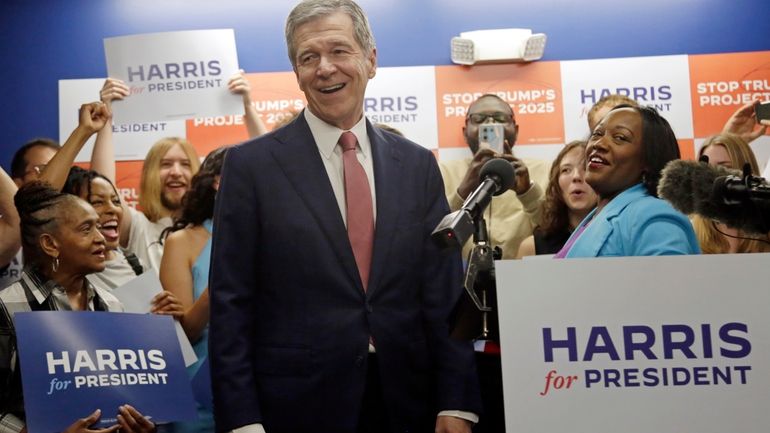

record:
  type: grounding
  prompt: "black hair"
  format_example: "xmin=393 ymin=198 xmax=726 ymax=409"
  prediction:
xmin=162 ymin=146 xmax=229 ymax=239
xmin=10 ymin=138 xmax=60 ymax=179
xmin=610 ymin=104 xmax=680 ymax=197
xmin=467 ymin=93 xmax=515 ymax=117
xmin=14 ymin=181 xmax=74 ymax=266
xmin=62 ymin=166 xmax=120 ymax=202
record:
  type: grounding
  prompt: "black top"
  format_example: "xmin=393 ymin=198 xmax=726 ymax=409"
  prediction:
xmin=533 ymin=228 xmax=572 ymax=255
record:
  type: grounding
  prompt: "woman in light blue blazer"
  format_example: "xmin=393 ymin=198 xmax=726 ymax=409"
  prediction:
xmin=555 ymin=105 xmax=700 ymax=258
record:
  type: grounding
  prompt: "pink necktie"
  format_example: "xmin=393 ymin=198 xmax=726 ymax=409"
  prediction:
xmin=339 ymin=131 xmax=374 ymax=290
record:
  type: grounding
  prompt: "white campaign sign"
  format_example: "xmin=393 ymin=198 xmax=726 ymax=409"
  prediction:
xmin=364 ymin=66 xmax=439 ymax=149
xmin=112 ymin=270 xmax=198 ymax=367
xmin=496 ymin=254 xmax=770 ymax=433
xmin=104 ymin=29 xmax=242 ymax=123
xmin=560 ymin=55 xmax=694 ymax=141
xmin=58 ymin=79 xmax=187 ymax=162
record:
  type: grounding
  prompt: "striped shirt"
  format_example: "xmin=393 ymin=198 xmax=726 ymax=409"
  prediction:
xmin=0 ymin=269 xmax=123 ymax=433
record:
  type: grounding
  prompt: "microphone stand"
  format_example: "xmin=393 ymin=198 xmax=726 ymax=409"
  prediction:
xmin=463 ymin=213 xmax=501 ymax=342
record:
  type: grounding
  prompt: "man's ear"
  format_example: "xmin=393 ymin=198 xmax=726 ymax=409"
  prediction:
xmin=367 ymin=47 xmax=377 ymax=79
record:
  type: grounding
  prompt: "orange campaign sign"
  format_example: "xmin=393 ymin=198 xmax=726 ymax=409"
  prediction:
xmin=678 ymin=139 xmax=695 ymax=161
xmin=185 ymin=72 xmax=306 ymax=157
xmin=115 ymin=160 xmax=145 ymax=209
xmin=689 ymin=51 xmax=770 ymax=138
xmin=434 ymin=62 xmax=564 ymax=150
xmin=75 ymin=160 xmax=144 ymax=210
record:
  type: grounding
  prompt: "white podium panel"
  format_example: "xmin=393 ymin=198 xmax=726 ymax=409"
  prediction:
xmin=496 ymin=254 xmax=770 ymax=433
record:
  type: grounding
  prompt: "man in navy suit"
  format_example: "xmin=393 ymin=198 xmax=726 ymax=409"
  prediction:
xmin=209 ymin=1 xmax=481 ymax=432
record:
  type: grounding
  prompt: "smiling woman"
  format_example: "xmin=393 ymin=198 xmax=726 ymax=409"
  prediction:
xmin=63 ymin=167 xmax=146 ymax=291
xmin=0 ymin=182 xmax=158 ymax=432
xmin=555 ymin=105 xmax=700 ymax=258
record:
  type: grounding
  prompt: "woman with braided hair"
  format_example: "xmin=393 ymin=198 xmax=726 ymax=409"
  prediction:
xmin=0 ymin=182 xmax=156 ymax=433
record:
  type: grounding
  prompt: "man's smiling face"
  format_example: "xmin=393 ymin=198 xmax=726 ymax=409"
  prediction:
xmin=293 ymin=12 xmax=377 ymax=130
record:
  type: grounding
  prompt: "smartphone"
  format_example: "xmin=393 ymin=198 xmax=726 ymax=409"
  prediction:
xmin=756 ymin=101 xmax=770 ymax=123
xmin=479 ymin=124 xmax=505 ymax=154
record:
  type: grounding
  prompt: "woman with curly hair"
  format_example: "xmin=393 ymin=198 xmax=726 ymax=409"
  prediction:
xmin=516 ymin=140 xmax=597 ymax=257
xmin=159 ymin=146 xmax=228 ymax=433
xmin=693 ymin=133 xmax=770 ymax=253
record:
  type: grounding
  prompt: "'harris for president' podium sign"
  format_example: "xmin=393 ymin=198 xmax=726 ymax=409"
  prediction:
xmin=496 ymin=254 xmax=770 ymax=433
xmin=15 ymin=312 xmax=197 ymax=433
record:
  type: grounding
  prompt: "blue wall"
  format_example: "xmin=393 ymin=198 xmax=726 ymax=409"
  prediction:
xmin=3 ymin=0 xmax=770 ymax=170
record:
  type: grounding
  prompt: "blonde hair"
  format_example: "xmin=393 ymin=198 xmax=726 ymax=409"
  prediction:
xmin=139 ymin=137 xmax=200 ymax=222
xmin=693 ymin=133 xmax=770 ymax=253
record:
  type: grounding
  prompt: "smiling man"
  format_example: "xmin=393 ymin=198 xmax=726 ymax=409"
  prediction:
xmin=209 ymin=1 xmax=481 ymax=433
xmin=117 ymin=137 xmax=199 ymax=272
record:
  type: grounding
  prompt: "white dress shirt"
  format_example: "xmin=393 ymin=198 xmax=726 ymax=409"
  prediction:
xmin=304 ymin=108 xmax=376 ymax=226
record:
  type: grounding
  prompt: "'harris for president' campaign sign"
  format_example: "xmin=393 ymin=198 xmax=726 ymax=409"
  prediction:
xmin=104 ymin=29 xmax=242 ymax=124
xmin=496 ymin=254 xmax=770 ymax=433
xmin=15 ymin=312 xmax=197 ymax=433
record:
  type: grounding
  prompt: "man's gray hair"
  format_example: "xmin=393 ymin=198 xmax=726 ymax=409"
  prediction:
xmin=285 ymin=0 xmax=376 ymax=68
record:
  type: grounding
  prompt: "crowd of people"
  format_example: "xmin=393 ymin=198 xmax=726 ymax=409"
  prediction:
xmin=1 ymin=0 xmax=769 ymax=432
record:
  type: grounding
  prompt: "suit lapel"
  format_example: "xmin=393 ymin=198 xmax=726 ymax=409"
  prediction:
xmin=366 ymin=123 xmax=402 ymax=297
xmin=572 ymin=184 xmax=645 ymax=257
xmin=270 ymin=115 xmax=363 ymax=291
xmin=579 ymin=212 xmax=614 ymax=257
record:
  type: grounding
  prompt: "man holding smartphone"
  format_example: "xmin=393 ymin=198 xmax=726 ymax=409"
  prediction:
xmin=438 ymin=93 xmax=550 ymax=260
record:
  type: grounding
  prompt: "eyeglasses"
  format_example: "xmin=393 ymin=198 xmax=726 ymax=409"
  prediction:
xmin=467 ymin=112 xmax=513 ymax=124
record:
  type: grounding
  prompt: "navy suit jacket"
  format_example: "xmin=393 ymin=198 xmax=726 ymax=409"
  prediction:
xmin=209 ymin=113 xmax=481 ymax=433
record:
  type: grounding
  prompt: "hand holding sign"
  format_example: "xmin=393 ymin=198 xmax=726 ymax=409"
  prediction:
xmin=62 ymin=409 xmax=119 ymax=433
xmin=227 ymin=69 xmax=253 ymax=106
xmin=100 ymin=78 xmax=131 ymax=112
xmin=59 ymin=406 xmax=155 ymax=433
xmin=116 ymin=405 xmax=157 ymax=433
xmin=150 ymin=290 xmax=185 ymax=319
xmin=227 ymin=69 xmax=267 ymax=138
xmin=721 ymin=100 xmax=768 ymax=143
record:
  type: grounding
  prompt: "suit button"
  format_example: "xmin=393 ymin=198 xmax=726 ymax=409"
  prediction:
xmin=365 ymin=303 xmax=373 ymax=313
xmin=355 ymin=355 xmax=365 ymax=367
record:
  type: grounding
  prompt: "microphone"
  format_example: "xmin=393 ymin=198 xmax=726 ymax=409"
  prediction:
xmin=657 ymin=159 xmax=708 ymax=215
xmin=713 ymin=175 xmax=770 ymax=205
xmin=461 ymin=158 xmax=516 ymax=218
xmin=658 ymin=159 xmax=770 ymax=234
xmin=432 ymin=158 xmax=516 ymax=249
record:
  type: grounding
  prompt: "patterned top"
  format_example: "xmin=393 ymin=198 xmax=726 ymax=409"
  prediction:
xmin=0 ymin=269 xmax=123 ymax=433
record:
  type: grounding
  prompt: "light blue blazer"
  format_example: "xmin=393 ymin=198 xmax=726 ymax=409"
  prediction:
xmin=565 ymin=183 xmax=700 ymax=258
